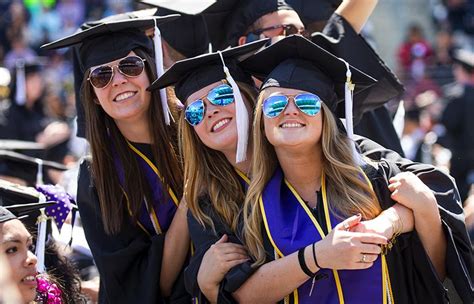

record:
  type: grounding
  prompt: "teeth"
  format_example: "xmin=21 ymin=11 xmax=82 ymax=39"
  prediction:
xmin=115 ymin=91 xmax=135 ymax=101
xmin=22 ymin=276 xmax=36 ymax=282
xmin=281 ymin=122 xmax=303 ymax=128
xmin=212 ymin=118 xmax=230 ymax=131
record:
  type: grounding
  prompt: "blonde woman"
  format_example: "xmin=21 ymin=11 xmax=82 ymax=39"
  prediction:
xmin=237 ymin=35 xmax=472 ymax=303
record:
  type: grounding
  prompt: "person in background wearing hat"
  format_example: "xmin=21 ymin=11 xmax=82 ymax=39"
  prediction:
xmin=0 ymin=58 xmax=71 ymax=162
xmin=441 ymin=49 xmax=474 ymax=204
xmin=42 ymin=16 xmax=191 ymax=304
xmin=237 ymin=35 xmax=471 ymax=303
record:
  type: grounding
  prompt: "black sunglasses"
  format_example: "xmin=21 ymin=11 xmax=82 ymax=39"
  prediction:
xmin=246 ymin=24 xmax=309 ymax=43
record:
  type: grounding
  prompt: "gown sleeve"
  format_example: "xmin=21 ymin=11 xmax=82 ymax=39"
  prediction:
xmin=77 ymin=160 xmax=167 ymax=304
xmin=184 ymin=198 xmax=255 ymax=304
xmin=365 ymin=156 xmax=473 ymax=303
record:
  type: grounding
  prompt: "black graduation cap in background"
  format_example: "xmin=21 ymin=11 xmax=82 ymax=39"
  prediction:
xmin=139 ymin=0 xmax=215 ymax=58
xmin=225 ymin=0 xmax=293 ymax=47
xmin=286 ymin=0 xmax=340 ymax=29
xmin=148 ymin=39 xmax=268 ymax=101
xmin=240 ymin=35 xmax=377 ymax=118
xmin=453 ymin=48 xmax=474 ymax=73
xmin=311 ymin=13 xmax=405 ymax=117
xmin=0 ymin=149 xmax=67 ymax=187
xmin=11 ymin=57 xmax=47 ymax=106
xmin=0 ymin=179 xmax=55 ymax=224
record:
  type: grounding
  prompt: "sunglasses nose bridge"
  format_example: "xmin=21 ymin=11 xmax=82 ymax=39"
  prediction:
xmin=283 ymin=96 xmax=299 ymax=115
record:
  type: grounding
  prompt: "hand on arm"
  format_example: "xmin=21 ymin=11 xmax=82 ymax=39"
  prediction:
xmin=197 ymin=234 xmax=249 ymax=303
xmin=388 ymin=172 xmax=447 ymax=279
xmin=233 ymin=215 xmax=388 ymax=303
xmin=160 ymin=200 xmax=190 ymax=296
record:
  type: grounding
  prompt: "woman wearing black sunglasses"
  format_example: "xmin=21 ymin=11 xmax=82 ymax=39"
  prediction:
xmin=41 ymin=17 xmax=191 ymax=304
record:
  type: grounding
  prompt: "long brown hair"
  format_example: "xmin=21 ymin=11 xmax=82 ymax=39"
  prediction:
xmin=179 ymin=82 xmax=257 ymax=232
xmin=82 ymin=48 xmax=183 ymax=235
xmin=243 ymin=93 xmax=381 ymax=265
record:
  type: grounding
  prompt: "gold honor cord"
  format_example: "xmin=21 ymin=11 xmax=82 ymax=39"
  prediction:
xmin=126 ymin=141 xmax=179 ymax=206
xmin=122 ymin=186 xmax=151 ymax=236
xmin=356 ymin=168 xmax=395 ymax=304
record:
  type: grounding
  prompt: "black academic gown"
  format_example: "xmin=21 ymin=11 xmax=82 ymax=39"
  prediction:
xmin=184 ymin=137 xmax=473 ymax=303
xmin=77 ymin=145 xmax=190 ymax=304
xmin=441 ymin=84 xmax=474 ymax=202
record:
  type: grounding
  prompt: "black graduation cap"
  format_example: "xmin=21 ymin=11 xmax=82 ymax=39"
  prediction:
xmin=148 ymin=39 xmax=268 ymax=101
xmin=286 ymin=0 xmax=340 ymax=29
xmin=11 ymin=57 xmax=47 ymax=106
xmin=453 ymin=49 xmax=474 ymax=73
xmin=139 ymin=0 xmax=215 ymax=58
xmin=241 ymin=35 xmax=376 ymax=116
xmin=0 ymin=150 xmax=68 ymax=187
xmin=41 ymin=16 xmax=178 ymax=71
xmin=149 ymin=38 xmax=268 ymax=163
xmin=225 ymin=0 xmax=294 ymax=47
xmin=311 ymin=13 xmax=404 ymax=118
xmin=0 ymin=179 xmax=54 ymax=223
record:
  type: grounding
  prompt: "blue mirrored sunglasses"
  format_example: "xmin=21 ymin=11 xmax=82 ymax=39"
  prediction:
xmin=184 ymin=84 xmax=234 ymax=126
xmin=262 ymin=93 xmax=322 ymax=118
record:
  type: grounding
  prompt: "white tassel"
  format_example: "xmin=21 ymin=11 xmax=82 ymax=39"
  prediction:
xmin=153 ymin=19 xmax=171 ymax=125
xmin=35 ymin=194 xmax=48 ymax=273
xmin=15 ymin=60 xmax=26 ymax=106
xmin=217 ymin=51 xmax=249 ymax=163
xmin=340 ymin=59 xmax=363 ymax=165
xmin=35 ymin=158 xmax=44 ymax=185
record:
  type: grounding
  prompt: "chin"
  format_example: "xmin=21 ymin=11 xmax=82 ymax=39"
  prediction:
xmin=21 ymin=288 xmax=37 ymax=303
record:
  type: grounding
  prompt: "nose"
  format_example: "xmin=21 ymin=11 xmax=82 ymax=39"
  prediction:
xmin=111 ymin=66 xmax=127 ymax=87
xmin=24 ymin=250 xmax=38 ymax=268
xmin=284 ymin=98 xmax=299 ymax=116
xmin=206 ymin=100 xmax=219 ymax=118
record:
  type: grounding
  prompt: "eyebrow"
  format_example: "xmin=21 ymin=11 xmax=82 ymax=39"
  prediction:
xmin=1 ymin=235 xmax=33 ymax=245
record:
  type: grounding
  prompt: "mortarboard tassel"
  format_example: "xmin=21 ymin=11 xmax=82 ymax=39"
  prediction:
xmin=153 ymin=19 xmax=172 ymax=125
xmin=217 ymin=51 xmax=249 ymax=163
xmin=15 ymin=60 xmax=26 ymax=106
xmin=35 ymin=193 xmax=48 ymax=273
xmin=35 ymin=158 xmax=44 ymax=186
xmin=341 ymin=59 xmax=363 ymax=165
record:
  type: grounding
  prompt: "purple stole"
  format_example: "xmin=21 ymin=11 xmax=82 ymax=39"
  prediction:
xmin=260 ymin=167 xmax=392 ymax=304
xmin=114 ymin=142 xmax=178 ymax=235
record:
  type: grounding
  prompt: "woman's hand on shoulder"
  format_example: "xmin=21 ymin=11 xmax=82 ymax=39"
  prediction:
xmin=197 ymin=234 xmax=249 ymax=301
xmin=388 ymin=172 xmax=438 ymax=217
xmin=314 ymin=214 xmax=387 ymax=270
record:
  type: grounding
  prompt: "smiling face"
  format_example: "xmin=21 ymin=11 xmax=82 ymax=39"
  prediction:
xmin=0 ymin=219 xmax=38 ymax=303
xmin=91 ymin=50 xmax=151 ymax=125
xmin=186 ymin=81 xmax=251 ymax=156
xmin=262 ymin=87 xmax=323 ymax=153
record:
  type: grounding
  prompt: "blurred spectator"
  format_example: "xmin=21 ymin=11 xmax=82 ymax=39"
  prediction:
xmin=397 ymin=23 xmax=434 ymax=83
xmin=440 ymin=48 xmax=474 ymax=202
xmin=4 ymin=32 xmax=37 ymax=70
xmin=430 ymin=29 xmax=457 ymax=86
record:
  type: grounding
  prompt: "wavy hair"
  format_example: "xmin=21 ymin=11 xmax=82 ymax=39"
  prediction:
xmin=82 ymin=48 xmax=183 ymax=235
xmin=179 ymin=81 xmax=257 ymax=232
xmin=243 ymin=93 xmax=381 ymax=265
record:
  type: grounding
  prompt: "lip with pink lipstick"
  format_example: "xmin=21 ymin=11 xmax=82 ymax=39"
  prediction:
xmin=113 ymin=90 xmax=138 ymax=102
xmin=211 ymin=117 xmax=232 ymax=132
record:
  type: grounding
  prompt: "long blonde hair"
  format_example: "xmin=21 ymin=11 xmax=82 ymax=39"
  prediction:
xmin=243 ymin=92 xmax=382 ymax=265
xmin=179 ymin=81 xmax=258 ymax=232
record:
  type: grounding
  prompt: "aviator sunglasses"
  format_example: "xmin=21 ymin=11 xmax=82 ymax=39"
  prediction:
xmin=88 ymin=55 xmax=146 ymax=89
xmin=185 ymin=83 xmax=234 ymax=126
xmin=246 ymin=24 xmax=309 ymax=43
xmin=262 ymin=93 xmax=322 ymax=118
